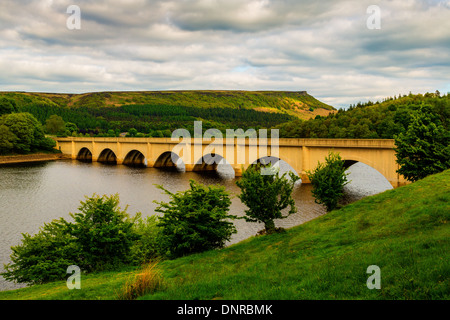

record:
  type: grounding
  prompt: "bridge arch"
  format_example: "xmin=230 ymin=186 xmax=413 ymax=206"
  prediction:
xmin=154 ymin=151 xmax=184 ymax=170
xmin=98 ymin=148 xmax=117 ymax=164
xmin=76 ymin=147 xmax=92 ymax=162
xmin=123 ymin=150 xmax=146 ymax=167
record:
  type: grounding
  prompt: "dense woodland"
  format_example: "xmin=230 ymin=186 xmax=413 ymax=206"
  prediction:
xmin=276 ymin=92 xmax=450 ymax=139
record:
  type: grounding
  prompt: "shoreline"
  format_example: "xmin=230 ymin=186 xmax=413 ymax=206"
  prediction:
xmin=0 ymin=153 xmax=71 ymax=165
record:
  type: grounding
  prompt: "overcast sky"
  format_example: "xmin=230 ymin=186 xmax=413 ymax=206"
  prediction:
xmin=0 ymin=0 xmax=449 ymax=108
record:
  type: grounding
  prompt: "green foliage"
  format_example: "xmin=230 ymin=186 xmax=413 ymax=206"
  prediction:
xmin=0 ymin=124 xmax=17 ymax=154
xmin=45 ymin=114 xmax=66 ymax=135
xmin=0 ymin=112 xmax=55 ymax=154
xmin=236 ymin=164 xmax=300 ymax=234
xmin=67 ymin=194 xmax=140 ymax=272
xmin=2 ymin=218 xmax=80 ymax=285
xmin=129 ymin=215 xmax=162 ymax=265
xmin=0 ymin=97 xmax=17 ymax=115
xmin=394 ymin=105 xmax=450 ymax=182
xmin=155 ymin=180 xmax=236 ymax=259
xmin=307 ymin=152 xmax=349 ymax=212
xmin=277 ymin=93 xmax=450 ymax=138
xmin=1 ymin=194 xmax=141 ymax=285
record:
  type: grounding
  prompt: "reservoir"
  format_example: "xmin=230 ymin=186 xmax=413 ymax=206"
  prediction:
xmin=0 ymin=159 xmax=393 ymax=291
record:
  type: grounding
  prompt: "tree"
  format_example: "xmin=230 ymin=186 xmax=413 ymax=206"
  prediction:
xmin=0 ymin=112 xmax=53 ymax=153
xmin=0 ymin=124 xmax=17 ymax=154
xmin=394 ymin=105 xmax=450 ymax=182
xmin=0 ymin=98 xmax=17 ymax=115
xmin=45 ymin=114 xmax=66 ymax=135
xmin=155 ymin=180 xmax=236 ymax=258
xmin=236 ymin=164 xmax=300 ymax=234
xmin=307 ymin=152 xmax=349 ymax=212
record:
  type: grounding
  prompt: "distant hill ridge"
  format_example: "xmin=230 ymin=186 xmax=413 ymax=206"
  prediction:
xmin=0 ymin=90 xmax=335 ymax=120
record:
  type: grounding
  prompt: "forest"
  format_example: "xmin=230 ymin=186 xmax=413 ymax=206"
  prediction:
xmin=276 ymin=92 xmax=450 ymax=139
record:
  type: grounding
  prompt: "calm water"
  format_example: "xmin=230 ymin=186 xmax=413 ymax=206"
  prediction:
xmin=0 ymin=160 xmax=392 ymax=291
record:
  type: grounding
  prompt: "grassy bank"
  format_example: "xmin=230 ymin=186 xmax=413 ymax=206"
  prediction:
xmin=1 ymin=170 xmax=448 ymax=300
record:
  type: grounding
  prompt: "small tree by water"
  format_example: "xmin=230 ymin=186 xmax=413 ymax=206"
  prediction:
xmin=236 ymin=164 xmax=300 ymax=234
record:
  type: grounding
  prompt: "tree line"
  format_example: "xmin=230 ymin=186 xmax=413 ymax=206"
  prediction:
xmin=276 ymin=92 xmax=449 ymax=139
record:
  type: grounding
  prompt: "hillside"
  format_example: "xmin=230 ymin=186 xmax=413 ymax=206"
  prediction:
xmin=0 ymin=90 xmax=334 ymax=137
xmin=0 ymin=90 xmax=334 ymax=118
xmin=1 ymin=169 xmax=448 ymax=300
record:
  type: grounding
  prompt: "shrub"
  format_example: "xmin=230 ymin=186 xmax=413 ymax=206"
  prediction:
xmin=2 ymin=194 xmax=142 ymax=285
xmin=129 ymin=215 xmax=162 ymax=265
xmin=67 ymin=194 xmax=140 ymax=271
xmin=2 ymin=218 xmax=80 ymax=285
xmin=306 ymin=151 xmax=349 ymax=212
xmin=236 ymin=163 xmax=300 ymax=234
xmin=155 ymin=180 xmax=236 ymax=259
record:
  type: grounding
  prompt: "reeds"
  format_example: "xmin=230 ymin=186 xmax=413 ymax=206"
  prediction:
xmin=116 ymin=261 xmax=165 ymax=300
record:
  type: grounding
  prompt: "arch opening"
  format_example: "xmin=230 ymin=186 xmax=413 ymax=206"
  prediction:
xmin=192 ymin=153 xmax=234 ymax=178
xmin=76 ymin=147 xmax=92 ymax=162
xmin=154 ymin=151 xmax=184 ymax=171
xmin=123 ymin=150 xmax=146 ymax=167
xmin=98 ymin=148 xmax=117 ymax=165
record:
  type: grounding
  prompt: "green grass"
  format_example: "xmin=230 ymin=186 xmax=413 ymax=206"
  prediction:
xmin=1 ymin=170 xmax=448 ymax=300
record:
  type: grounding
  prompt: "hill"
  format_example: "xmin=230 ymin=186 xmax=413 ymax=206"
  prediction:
xmin=1 ymin=169 xmax=448 ymax=300
xmin=0 ymin=90 xmax=334 ymax=137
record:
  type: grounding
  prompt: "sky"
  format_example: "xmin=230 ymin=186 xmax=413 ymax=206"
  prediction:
xmin=0 ymin=0 xmax=449 ymax=109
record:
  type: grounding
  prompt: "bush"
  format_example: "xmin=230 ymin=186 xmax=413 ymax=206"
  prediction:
xmin=155 ymin=180 xmax=236 ymax=259
xmin=129 ymin=215 xmax=161 ymax=265
xmin=2 ymin=194 xmax=141 ymax=284
xmin=307 ymin=151 xmax=349 ymax=212
xmin=236 ymin=163 xmax=300 ymax=234
xmin=67 ymin=194 xmax=140 ymax=271
xmin=2 ymin=218 xmax=80 ymax=285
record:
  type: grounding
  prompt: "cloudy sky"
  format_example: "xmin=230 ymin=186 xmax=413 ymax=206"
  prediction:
xmin=0 ymin=0 xmax=449 ymax=108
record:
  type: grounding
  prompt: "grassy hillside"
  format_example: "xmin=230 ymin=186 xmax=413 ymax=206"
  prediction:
xmin=1 ymin=169 xmax=448 ymax=300
xmin=0 ymin=90 xmax=334 ymax=118
xmin=0 ymin=90 xmax=334 ymax=137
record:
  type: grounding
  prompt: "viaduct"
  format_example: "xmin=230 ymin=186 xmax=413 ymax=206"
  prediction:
xmin=55 ymin=137 xmax=408 ymax=187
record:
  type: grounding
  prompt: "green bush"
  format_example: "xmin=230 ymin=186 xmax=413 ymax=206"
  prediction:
xmin=155 ymin=180 xmax=236 ymax=259
xmin=2 ymin=194 xmax=141 ymax=284
xmin=2 ymin=218 xmax=80 ymax=285
xmin=307 ymin=152 xmax=349 ymax=212
xmin=129 ymin=215 xmax=162 ymax=265
xmin=67 ymin=194 xmax=140 ymax=271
